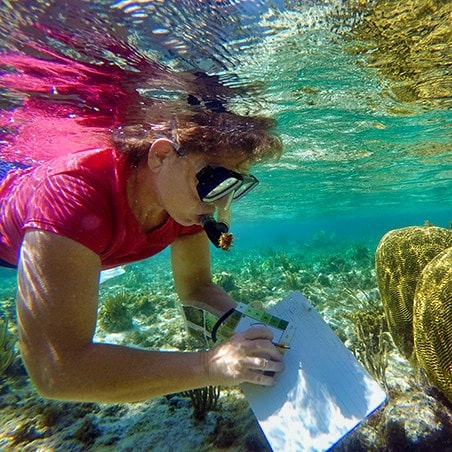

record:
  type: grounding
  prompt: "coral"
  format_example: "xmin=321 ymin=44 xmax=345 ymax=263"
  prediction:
xmin=322 ymin=255 xmax=351 ymax=273
xmin=98 ymin=290 xmax=134 ymax=333
xmin=182 ymin=386 xmax=221 ymax=421
xmin=0 ymin=318 xmax=15 ymax=374
xmin=283 ymin=270 xmax=303 ymax=290
xmin=73 ymin=416 xmax=101 ymax=446
xmin=414 ymin=247 xmax=452 ymax=402
xmin=348 ymin=243 xmax=373 ymax=267
xmin=349 ymin=309 xmax=392 ymax=390
xmin=209 ymin=415 xmax=240 ymax=448
xmin=129 ymin=294 xmax=157 ymax=317
xmin=376 ymin=225 xmax=452 ymax=402
xmin=213 ymin=272 xmax=238 ymax=292
xmin=262 ymin=251 xmax=301 ymax=274
xmin=11 ymin=422 xmax=44 ymax=445
xmin=375 ymin=226 xmax=452 ymax=359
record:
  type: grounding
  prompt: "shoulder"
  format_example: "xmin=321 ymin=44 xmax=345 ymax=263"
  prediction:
xmin=28 ymin=147 xmax=127 ymax=195
xmin=22 ymin=148 xmax=127 ymax=254
xmin=55 ymin=147 xmax=124 ymax=176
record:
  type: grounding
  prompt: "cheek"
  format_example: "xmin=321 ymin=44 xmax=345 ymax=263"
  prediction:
xmin=162 ymin=177 xmax=198 ymax=212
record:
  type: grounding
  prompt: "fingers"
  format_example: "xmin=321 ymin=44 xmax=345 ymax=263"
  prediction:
xmin=253 ymin=339 xmax=284 ymax=361
xmin=243 ymin=369 xmax=280 ymax=386
xmin=242 ymin=324 xmax=274 ymax=341
xmin=239 ymin=355 xmax=285 ymax=386
xmin=238 ymin=326 xmax=283 ymax=363
xmin=205 ymin=326 xmax=286 ymax=387
xmin=248 ymin=356 xmax=281 ymax=371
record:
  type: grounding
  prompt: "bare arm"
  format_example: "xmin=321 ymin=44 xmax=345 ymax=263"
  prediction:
xmin=17 ymin=230 xmax=284 ymax=403
xmin=171 ymin=231 xmax=236 ymax=316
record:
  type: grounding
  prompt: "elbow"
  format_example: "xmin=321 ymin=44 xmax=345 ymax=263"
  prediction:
xmin=25 ymin=362 xmax=70 ymax=401
xmin=20 ymin=347 xmax=80 ymax=401
xmin=29 ymin=368 xmax=90 ymax=402
xmin=32 ymin=379 xmax=61 ymax=401
xmin=177 ymin=281 xmax=217 ymax=307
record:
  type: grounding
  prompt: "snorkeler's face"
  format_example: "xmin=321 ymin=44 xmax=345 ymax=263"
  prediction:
xmin=152 ymin=141 xmax=254 ymax=227
xmin=195 ymin=165 xmax=259 ymax=205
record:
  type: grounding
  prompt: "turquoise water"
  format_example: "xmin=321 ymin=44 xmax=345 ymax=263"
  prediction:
xmin=0 ymin=0 xmax=450 ymax=241
xmin=0 ymin=1 xmax=451 ymax=450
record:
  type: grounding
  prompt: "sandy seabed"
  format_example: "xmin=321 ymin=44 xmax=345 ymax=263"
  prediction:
xmin=1 ymin=239 xmax=451 ymax=451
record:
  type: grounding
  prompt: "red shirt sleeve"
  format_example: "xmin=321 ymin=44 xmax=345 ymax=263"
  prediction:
xmin=1 ymin=147 xmax=204 ymax=268
xmin=24 ymin=171 xmax=113 ymax=254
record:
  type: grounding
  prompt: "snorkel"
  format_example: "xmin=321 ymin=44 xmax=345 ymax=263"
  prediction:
xmin=200 ymin=193 xmax=234 ymax=251
xmin=193 ymin=162 xmax=259 ymax=251
xmin=201 ymin=216 xmax=233 ymax=250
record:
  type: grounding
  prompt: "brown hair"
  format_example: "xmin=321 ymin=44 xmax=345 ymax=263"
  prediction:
xmin=111 ymin=111 xmax=283 ymax=167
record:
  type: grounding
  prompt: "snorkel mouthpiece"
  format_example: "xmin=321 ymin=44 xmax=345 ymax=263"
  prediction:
xmin=200 ymin=192 xmax=234 ymax=251
xmin=201 ymin=216 xmax=234 ymax=251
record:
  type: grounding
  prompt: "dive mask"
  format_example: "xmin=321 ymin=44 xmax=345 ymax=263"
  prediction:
xmin=196 ymin=166 xmax=258 ymax=251
xmin=196 ymin=165 xmax=259 ymax=204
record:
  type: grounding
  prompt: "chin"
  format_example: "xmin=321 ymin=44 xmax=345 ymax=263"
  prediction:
xmin=176 ymin=216 xmax=198 ymax=227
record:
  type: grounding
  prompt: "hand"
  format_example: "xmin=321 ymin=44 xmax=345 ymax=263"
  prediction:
xmin=203 ymin=325 xmax=285 ymax=386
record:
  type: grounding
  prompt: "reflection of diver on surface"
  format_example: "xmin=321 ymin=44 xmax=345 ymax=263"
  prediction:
xmin=376 ymin=225 xmax=452 ymax=402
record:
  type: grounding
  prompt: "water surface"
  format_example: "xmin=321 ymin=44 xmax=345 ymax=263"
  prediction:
xmin=0 ymin=1 xmax=451 ymax=450
xmin=1 ymin=0 xmax=450 ymax=236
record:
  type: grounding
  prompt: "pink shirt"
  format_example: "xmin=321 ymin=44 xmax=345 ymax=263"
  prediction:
xmin=0 ymin=148 xmax=201 ymax=269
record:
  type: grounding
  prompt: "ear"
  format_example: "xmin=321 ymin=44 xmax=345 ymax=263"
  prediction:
xmin=147 ymin=138 xmax=176 ymax=171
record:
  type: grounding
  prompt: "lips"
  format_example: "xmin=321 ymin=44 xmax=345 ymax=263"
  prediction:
xmin=196 ymin=215 xmax=209 ymax=226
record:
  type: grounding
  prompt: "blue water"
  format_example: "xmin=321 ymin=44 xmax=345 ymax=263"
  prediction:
xmin=0 ymin=1 xmax=451 ymax=450
xmin=0 ymin=0 xmax=450 ymax=243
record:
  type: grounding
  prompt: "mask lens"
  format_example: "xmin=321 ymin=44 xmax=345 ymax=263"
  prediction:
xmin=197 ymin=166 xmax=241 ymax=202
xmin=196 ymin=166 xmax=259 ymax=203
xmin=205 ymin=177 xmax=241 ymax=201
xmin=232 ymin=175 xmax=259 ymax=201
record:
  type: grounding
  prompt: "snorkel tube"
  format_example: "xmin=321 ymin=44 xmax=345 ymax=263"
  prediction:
xmin=201 ymin=216 xmax=230 ymax=249
xmin=200 ymin=200 xmax=234 ymax=251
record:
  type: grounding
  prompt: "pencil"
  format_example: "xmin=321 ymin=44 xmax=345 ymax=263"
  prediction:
xmin=273 ymin=342 xmax=291 ymax=349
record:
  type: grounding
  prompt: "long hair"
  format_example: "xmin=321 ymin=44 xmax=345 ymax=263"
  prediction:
xmin=111 ymin=111 xmax=283 ymax=167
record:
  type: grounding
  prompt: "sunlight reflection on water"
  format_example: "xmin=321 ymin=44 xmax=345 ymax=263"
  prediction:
xmin=0 ymin=0 xmax=450 ymax=223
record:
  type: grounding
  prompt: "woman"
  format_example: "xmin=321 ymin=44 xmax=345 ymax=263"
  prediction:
xmin=0 ymin=111 xmax=285 ymax=403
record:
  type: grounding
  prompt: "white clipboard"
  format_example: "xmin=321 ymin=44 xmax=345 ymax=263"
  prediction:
xmin=238 ymin=291 xmax=387 ymax=452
